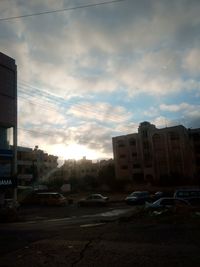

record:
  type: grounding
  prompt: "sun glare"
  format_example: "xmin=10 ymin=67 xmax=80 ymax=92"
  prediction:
xmin=51 ymin=143 xmax=99 ymax=161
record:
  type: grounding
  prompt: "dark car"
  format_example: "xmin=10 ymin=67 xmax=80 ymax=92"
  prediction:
xmin=78 ymin=194 xmax=109 ymax=207
xmin=174 ymin=188 xmax=200 ymax=206
xmin=21 ymin=192 xmax=67 ymax=206
xmin=145 ymin=197 xmax=190 ymax=211
xmin=4 ymin=198 xmax=20 ymax=210
xmin=125 ymin=191 xmax=150 ymax=205
xmin=152 ymin=191 xmax=164 ymax=201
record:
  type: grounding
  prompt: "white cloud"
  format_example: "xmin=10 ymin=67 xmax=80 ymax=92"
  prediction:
xmin=160 ymin=102 xmax=200 ymax=115
xmin=67 ymin=102 xmax=132 ymax=123
xmin=18 ymin=98 xmax=67 ymax=126
xmin=143 ymin=107 xmax=159 ymax=117
xmin=151 ymin=116 xmax=174 ymax=128
xmin=183 ymin=48 xmax=200 ymax=75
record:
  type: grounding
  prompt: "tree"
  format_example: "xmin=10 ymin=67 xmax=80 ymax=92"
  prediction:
xmin=98 ymin=163 xmax=116 ymax=190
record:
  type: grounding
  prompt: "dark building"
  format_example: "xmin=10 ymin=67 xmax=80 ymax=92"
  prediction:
xmin=112 ymin=122 xmax=199 ymax=185
xmin=0 ymin=52 xmax=17 ymax=205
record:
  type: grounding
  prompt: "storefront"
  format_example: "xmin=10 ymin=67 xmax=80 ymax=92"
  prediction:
xmin=0 ymin=149 xmax=17 ymax=207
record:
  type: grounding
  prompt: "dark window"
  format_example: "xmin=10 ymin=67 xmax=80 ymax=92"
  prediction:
xmin=194 ymin=145 xmax=200 ymax=153
xmin=121 ymin=165 xmax=128 ymax=169
xmin=129 ymin=138 xmax=136 ymax=146
xmin=169 ymin=132 xmax=180 ymax=140
xmin=144 ymin=153 xmax=151 ymax=160
xmin=192 ymin=133 xmax=200 ymax=141
xmin=117 ymin=140 xmax=125 ymax=147
xmin=177 ymin=191 xmax=190 ymax=197
xmin=119 ymin=154 xmax=126 ymax=158
xmin=142 ymin=130 xmax=148 ymax=138
xmin=133 ymin=164 xmax=140 ymax=168
xmin=143 ymin=141 xmax=150 ymax=149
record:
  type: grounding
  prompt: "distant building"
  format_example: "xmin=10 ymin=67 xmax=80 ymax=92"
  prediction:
xmin=17 ymin=146 xmax=58 ymax=186
xmin=62 ymin=157 xmax=99 ymax=179
xmin=112 ymin=121 xmax=200 ymax=185
xmin=189 ymin=128 xmax=200 ymax=181
xmin=0 ymin=52 xmax=17 ymax=203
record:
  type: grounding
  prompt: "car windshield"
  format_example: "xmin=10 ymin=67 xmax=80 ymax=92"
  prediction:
xmin=130 ymin=192 xmax=143 ymax=197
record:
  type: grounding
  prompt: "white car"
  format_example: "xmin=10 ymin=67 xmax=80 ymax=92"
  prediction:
xmin=78 ymin=194 xmax=109 ymax=207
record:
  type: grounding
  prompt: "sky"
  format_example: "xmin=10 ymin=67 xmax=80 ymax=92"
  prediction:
xmin=0 ymin=0 xmax=200 ymax=162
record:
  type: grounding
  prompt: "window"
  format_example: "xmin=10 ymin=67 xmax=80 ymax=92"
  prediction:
xmin=129 ymin=138 xmax=136 ymax=146
xmin=194 ymin=145 xmax=200 ymax=153
xmin=192 ymin=133 xmax=200 ymax=141
xmin=133 ymin=164 xmax=140 ymax=168
xmin=117 ymin=140 xmax=125 ymax=147
xmin=169 ymin=132 xmax=180 ymax=140
xmin=142 ymin=130 xmax=148 ymax=138
xmin=119 ymin=154 xmax=126 ymax=158
xmin=144 ymin=153 xmax=151 ymax=160
xmin=153 ymin=134 xmax=163 ymax=150
xmin=143 ymin=141 xmax=149 ymax=149
xmin=121 ymin=165 xmax=128 ymax=169
xmin=177 ymin=191 xmax=190 ymax=197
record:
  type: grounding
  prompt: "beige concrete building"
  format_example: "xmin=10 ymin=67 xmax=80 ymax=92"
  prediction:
xmin=112 ymin=121 xmax=199 ymax=185
xmin=63 ymin=157 xmax=99 ymax=179
xmin=17 ymin=146 xmax=58 ymax=186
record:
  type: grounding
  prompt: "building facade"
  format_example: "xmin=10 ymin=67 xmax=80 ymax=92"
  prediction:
xmin=112 ymin=122 xmax=199 ymax=185
xmin=17 ymin=146 xmax=58 ymax=186
xmin=62 ymin=157 xmax=99 ymax=180
xmin=0 ymin=52 xmax=17 ymax=204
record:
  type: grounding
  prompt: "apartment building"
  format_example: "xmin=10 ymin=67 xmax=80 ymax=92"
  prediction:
xmin=62 ymin=157 xmax=99 ymax=179
xmin=17 ymin=146 xmax=58 ymax=186
xmin=112 ymin=121 xmax=199 ymax=185
xmin=189 ymin=128 xmax=200 ymax=180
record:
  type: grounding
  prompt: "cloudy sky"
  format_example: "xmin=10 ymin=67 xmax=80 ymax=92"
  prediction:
xmin=0 ymin=0 xmax=200 ymax=161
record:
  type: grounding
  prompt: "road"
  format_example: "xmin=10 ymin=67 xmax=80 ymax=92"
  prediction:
xmin=1 ymin=203 xmax=200 ymax=267
xmin=0 ymin=203 xmax=135 ymax=254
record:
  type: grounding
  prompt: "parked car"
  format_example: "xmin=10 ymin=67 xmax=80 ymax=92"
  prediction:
xmin=21 ymin=192 xmax=67 ymax=206
xmin=145 ymin=197 xmax=190 ymax=211
xmin=4 ymin=198 xmax=20 ymax=210
xmin=174 ymin=188 xmax=200 ymax=206
xmin=78 ymin=194 xmax=109 ymax=207
xmin=152 ymin=191 xmax=164 ymax=201
xmin=125 ymin=191 xmax=150 ymax=205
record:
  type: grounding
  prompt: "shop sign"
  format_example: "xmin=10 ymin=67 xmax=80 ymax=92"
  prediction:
xmin=0 ymin=177 xmax=17 ymax=188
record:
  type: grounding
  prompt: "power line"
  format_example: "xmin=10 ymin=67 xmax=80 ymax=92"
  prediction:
xmin=18 ymin=81 xmax=129 ymax=123
xmin=18 ymin=127 xmax=57 ymax=137
xmin=0 ymin=0 xmax=126 ymax=22
xmin=18 ymin=127 xmax=109 ymax=149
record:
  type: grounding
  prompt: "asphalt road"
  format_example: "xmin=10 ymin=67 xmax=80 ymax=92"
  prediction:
xmin=1 ymin=203 xmax=200 ymax=267
xmin=0 ymin=203 xmax=135 ymax=254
